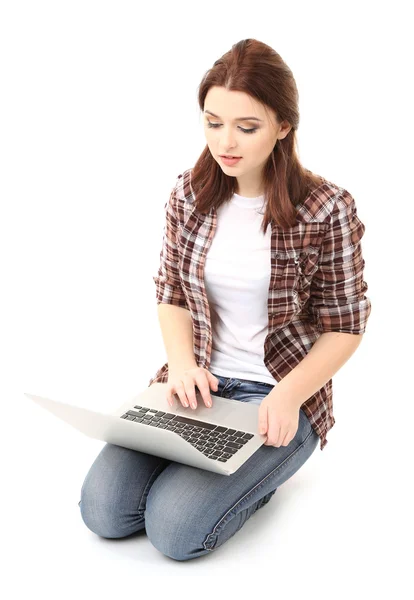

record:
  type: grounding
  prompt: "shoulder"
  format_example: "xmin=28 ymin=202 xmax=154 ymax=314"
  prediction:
xmin=167 ymin=168 xmax=195 ymax=224
xmin=296 ymin=176 xmax=355 ymax=224
xmin=172 ymin=168 xmax=195 ymax=204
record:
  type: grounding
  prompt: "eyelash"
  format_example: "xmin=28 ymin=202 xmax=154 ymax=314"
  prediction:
xmin=206 ymin=121 xmax=258 ymax=134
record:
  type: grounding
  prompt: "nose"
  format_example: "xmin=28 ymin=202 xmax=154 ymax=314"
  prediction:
xmin=219 ymin=128 xmax=238 ymax=152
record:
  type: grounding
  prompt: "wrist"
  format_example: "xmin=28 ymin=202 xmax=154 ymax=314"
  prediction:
xmin=168 ymin=360 xmax=198 ymax=376
xmin=269 ymin=383 xmax=303 ymax=410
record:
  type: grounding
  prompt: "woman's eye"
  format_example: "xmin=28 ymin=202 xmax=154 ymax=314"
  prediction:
xmin=206 ymin=121 xmax=258 ymax=134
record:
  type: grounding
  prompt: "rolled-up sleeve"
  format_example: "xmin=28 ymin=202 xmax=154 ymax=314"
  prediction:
xmin=152 ymin=184 xmax=189 ymax=309
xmin=308 ymin=189 xmax=372 ymax=334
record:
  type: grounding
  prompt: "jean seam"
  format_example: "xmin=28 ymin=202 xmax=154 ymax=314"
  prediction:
xmin=138 ymin=460 xmax=170 ymax=518
xmin=203 ymin=426 xmax=316 ymax=551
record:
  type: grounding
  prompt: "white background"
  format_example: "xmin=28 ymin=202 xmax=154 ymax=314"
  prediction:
xmin=4 ymin=0 xmax=413 ymax=596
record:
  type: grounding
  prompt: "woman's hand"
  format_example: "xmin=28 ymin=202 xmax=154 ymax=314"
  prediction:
xmin=166 ymin=366 xmax=219 ymax=410
xmin=258 ymin=389 xmax=301 ymax=447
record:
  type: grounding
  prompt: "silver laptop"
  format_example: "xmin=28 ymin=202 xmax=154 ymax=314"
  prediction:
xmin=24 ymin=382 xmax=265 ymax=476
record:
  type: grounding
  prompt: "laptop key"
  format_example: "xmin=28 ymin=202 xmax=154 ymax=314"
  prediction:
xmin=172 ymin=416 xmax=217 ymax=430
xmin=224 ymin=440 xmax=243 ymax=449
xmin=125 ymin=410 xmax=142 ymax=418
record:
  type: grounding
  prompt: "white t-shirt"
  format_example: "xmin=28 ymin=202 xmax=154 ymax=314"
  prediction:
xmin=204 ymin=192 xmax=278 ymax=386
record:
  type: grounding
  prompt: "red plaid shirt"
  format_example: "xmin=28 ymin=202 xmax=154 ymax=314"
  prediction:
xmin=148 ymin=168 xmax=372 ymax=450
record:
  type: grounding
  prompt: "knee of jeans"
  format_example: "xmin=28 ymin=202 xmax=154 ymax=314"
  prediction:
xmin=78 ymin=490 xmax=123 ymax=539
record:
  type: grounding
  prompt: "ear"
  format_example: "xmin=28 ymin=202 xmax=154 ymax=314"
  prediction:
xmin=278 ymin=121 xmax=292 ymax=140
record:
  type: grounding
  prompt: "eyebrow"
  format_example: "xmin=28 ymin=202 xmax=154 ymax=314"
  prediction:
xmin=204 ymin=110 xmax=263 ymax=122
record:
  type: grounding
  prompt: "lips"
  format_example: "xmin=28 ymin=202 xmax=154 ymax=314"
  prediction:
xmin=220 ymin=155 xmax=241 ymax=158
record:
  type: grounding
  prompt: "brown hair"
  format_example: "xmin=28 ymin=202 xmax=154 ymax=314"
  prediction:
xmin=191 ymin=38 xmax=325 ymax=233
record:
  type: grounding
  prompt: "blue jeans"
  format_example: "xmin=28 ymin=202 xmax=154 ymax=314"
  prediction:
xmin=78 ymin=373 xmax=319 ymax=560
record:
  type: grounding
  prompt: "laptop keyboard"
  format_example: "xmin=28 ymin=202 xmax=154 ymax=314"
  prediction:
xmin=120 ymin=405 xmax=255 ymax=463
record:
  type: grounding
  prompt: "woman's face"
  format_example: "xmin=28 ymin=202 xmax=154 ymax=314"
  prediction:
xmin=203 ymin=86 xmax=291 ymax=196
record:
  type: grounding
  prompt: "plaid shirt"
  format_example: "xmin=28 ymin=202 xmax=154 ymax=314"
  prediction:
xmin=148 ymin=168 xmax=372 ymax=450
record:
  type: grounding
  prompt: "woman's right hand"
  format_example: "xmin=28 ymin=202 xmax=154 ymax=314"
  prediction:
xmin=166 ymin=366 xmax=219 ymax=410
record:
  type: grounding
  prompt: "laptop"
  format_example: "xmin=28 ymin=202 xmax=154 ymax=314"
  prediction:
xmin=24 ymin=382 xmax=266 ymax=476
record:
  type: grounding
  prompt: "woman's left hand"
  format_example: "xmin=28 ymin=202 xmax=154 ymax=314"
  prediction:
xmin=258 ymin=389 xmax=301 ymax=447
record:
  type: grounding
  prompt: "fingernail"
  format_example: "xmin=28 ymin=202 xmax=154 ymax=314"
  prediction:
xmin=207 ymin=400 xmax=212 ymax=407
xmin=191 ymin=402 xmax=196 ymax=409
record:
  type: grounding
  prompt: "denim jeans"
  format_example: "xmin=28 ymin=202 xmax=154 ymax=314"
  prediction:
xmin=78 ymin=372 xmax=319 ymax=560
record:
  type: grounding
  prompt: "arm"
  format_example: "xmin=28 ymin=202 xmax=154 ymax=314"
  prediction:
xmin=157 ymin=304 xmax=198 ymax=373
xmin=275 ymin=189 xmax=372 ymax=408
xmin=307 ymin=188 xmax=372 ymax=335
xmin=273 ymin=331 xmax=363 ymax=408
xmin=153 ymin=181 xmax=197 ymax=373
xmin=153 ymin=185 xmax=190 ymax=310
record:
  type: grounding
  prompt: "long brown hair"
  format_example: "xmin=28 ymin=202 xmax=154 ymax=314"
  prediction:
xmin=191 ymin=38 xmax=325 ymax=233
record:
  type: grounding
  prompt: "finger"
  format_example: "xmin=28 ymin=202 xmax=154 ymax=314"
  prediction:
xmin=208 ymin=374 xmax=219 ymax=393
xmin=195 ymin=374 xmax=213 ymax=408
xmin=183 ymin=379 xmax=197 ymax=409
xmin=174 ymin=383 xmax=190 ymax=408
xmin=267 ymin=415 xmax=281 ymax=447
xmin=280 ymin=430 xmax=292 ymax=447
xmin=258 ymin=405 xmax=268 ymax=434
xmin=166 ymin=390 xmax=174 ymax=407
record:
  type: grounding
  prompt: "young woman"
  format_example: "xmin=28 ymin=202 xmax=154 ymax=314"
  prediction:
xmin=78 ymin=38 xmax=372 ymax=560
